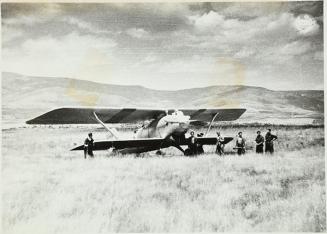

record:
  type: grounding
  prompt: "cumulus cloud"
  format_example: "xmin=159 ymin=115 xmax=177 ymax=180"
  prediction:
xmin=189 ymin=11 xmax=224 ymax=31
xmin=293 ymin=14 xmax=319 ymax=35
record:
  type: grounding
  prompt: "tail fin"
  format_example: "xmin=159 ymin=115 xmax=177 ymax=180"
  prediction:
xmin=93 ymin=112 xmax=120 ymax=139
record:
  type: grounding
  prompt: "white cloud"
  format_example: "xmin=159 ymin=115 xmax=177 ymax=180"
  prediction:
xmin=189 ymin=11 xmax=224 ymax=31
xmin=3 ymin=32 xmax=117 ymax=78
xmin=64 ymin=17 xmax=94 ymax=31
xmin=280 ymin=41 xmax=311 ymax=56
xmin=126 ymin=28 xmax=150 ymax=39
xmin=186 ymin=12 xmax=299 ymax=46
xmin=293 ymin=14 xmax=319 ymax=36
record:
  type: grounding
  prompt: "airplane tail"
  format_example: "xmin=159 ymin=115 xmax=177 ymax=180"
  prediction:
xmin=93 ymin=112 xmax=121 ymax=139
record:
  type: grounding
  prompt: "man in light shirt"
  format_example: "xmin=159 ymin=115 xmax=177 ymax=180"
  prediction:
xmin=215 ymin=132 xmax=225 ymax=155
xmin=235 ymin=132 xmax=245 ymax=155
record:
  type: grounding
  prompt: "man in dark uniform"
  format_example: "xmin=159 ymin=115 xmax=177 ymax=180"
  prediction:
xmin=255 ymin=131 xmax=264 ymax=153
xmin=265 ymin=129 xmax=277 ymax=153
xmin=196 ymin=133 xmax=204 ymax=154
xmin=235 ymin=132 xmax=245 ymax=155
xmin=188 ymin=131 xmax=197 ymax=155
xmin=215 ymin=132 xmax=225 ymax=155
xmin=84 ymin=132 xmax=94 ymax=158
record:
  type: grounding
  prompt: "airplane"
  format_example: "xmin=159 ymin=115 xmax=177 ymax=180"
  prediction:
xmin=26 ymin=107 xmax=246 ymax=155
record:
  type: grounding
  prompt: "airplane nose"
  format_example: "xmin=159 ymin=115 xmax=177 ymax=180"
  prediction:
xmin=179 ymin=122 xmax=189 ymax=129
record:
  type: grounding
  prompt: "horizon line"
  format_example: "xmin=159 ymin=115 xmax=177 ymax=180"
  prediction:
xmin=2 ymin=71 xmax=324 ymax=92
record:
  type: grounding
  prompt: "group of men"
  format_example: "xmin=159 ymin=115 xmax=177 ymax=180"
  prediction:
xmin=233 ymin=129 xmax=278 ymax=155
xmin=255 ymin=129 xmax=278 ymax=154
xmin=187 ymin=129 xmax=277 ymax=156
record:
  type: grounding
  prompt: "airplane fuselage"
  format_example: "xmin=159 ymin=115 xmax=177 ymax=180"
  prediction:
xmin=134 ymin=110 xmax=191 ymax=139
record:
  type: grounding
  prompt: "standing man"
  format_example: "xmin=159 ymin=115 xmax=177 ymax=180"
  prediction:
xmin=265 ymin=129 xmax=278 ymax=153
xmin=84 ymin=132 xmax=94 ymax=158
xmin=235 ymin=132 xmax=245 ymax=155
xmin=255 ymin=131 xmax=264 ymax=153
xmin=215 ymin=132 xmax=225 ymax=155
xmin=188 ymin=131 xmax=197 ymax=155
xmin=196 ymin=133 xmax=204 ymax=154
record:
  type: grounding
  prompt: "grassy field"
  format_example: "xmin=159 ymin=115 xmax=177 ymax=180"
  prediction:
xmin=2 ymin=125 xmax=325 ymax=233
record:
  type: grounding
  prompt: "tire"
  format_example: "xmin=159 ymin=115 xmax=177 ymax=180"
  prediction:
xmin=184 ymin=148 xmax=192 ymax=156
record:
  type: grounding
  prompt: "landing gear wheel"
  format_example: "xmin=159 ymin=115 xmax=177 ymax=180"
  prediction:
xmin=156 ymin=150 xmax=164 ymax=156
xmin=184 ymin=148 xmax=192 ymax=156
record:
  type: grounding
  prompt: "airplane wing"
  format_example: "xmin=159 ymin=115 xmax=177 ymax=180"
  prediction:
xmin=180 ymin=108 xmax=246 ymax=122
xmin=26 ymin=107 xmax=246 ymax=124
xmin=195 ymin=136 xmax=233 ymax=145
xmin=72 ymin=138 xmax=166 ymax=151
xmin=71 ymin=137 xmax=234 ymax=151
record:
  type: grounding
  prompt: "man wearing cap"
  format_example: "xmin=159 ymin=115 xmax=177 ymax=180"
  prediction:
xmin=265 ymin=129 xmax=278 ymax=153
xmin=255 ymin=131 xmax=264 ymax=153
xmin=84 ymin=132 xmax=94 ymax=158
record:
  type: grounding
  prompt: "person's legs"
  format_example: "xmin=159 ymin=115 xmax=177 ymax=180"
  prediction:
xmin=257 ymin=145 xmax=263 ymax=153
xmin=192 ymin=145 xmax=197 ymax=155
xmin=198 ymin=146 xmax=204 ymax=154
xmin=216 ymin=145 xmax=221 ymax=155
xmin=88 ymin=150 xmax=94 ymax=158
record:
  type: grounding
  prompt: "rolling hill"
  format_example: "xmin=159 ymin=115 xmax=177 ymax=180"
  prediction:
xmin=2 ymin=72 xmax=324 ymax=125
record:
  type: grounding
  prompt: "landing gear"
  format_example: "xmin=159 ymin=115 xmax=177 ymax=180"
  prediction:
xmin=184 ymin=147 xmax=199 ymax=157
xmin=184 ymin=148 xmax=193 ymax=156
xmin=156 ymin=150 xmax=165 ymax=156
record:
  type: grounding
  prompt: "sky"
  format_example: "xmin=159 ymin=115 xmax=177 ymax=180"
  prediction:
xmin=2 ymin=2 xmax=324 ymax=90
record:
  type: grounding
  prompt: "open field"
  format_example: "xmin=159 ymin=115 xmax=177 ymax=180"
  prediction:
xmin=2 ymin=125 xmax=325 ymax=233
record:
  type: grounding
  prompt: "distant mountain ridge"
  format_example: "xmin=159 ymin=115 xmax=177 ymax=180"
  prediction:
xmin=2 ymin=72 xmax=324 ymax=125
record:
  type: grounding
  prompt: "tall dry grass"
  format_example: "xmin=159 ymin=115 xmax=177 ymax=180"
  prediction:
xmin=2 ymin=126 xmax=325 ymax=233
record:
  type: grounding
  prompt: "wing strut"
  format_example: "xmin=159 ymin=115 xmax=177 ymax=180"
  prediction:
xmin=93 ymin=112 xmax=120 ymax=139
xmin=205 ymin=112 xmax=219 ymax=136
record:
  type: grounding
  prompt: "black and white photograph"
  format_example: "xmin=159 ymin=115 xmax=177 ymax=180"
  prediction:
xmin=1 ymin=1 xmax=325 ymax=233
